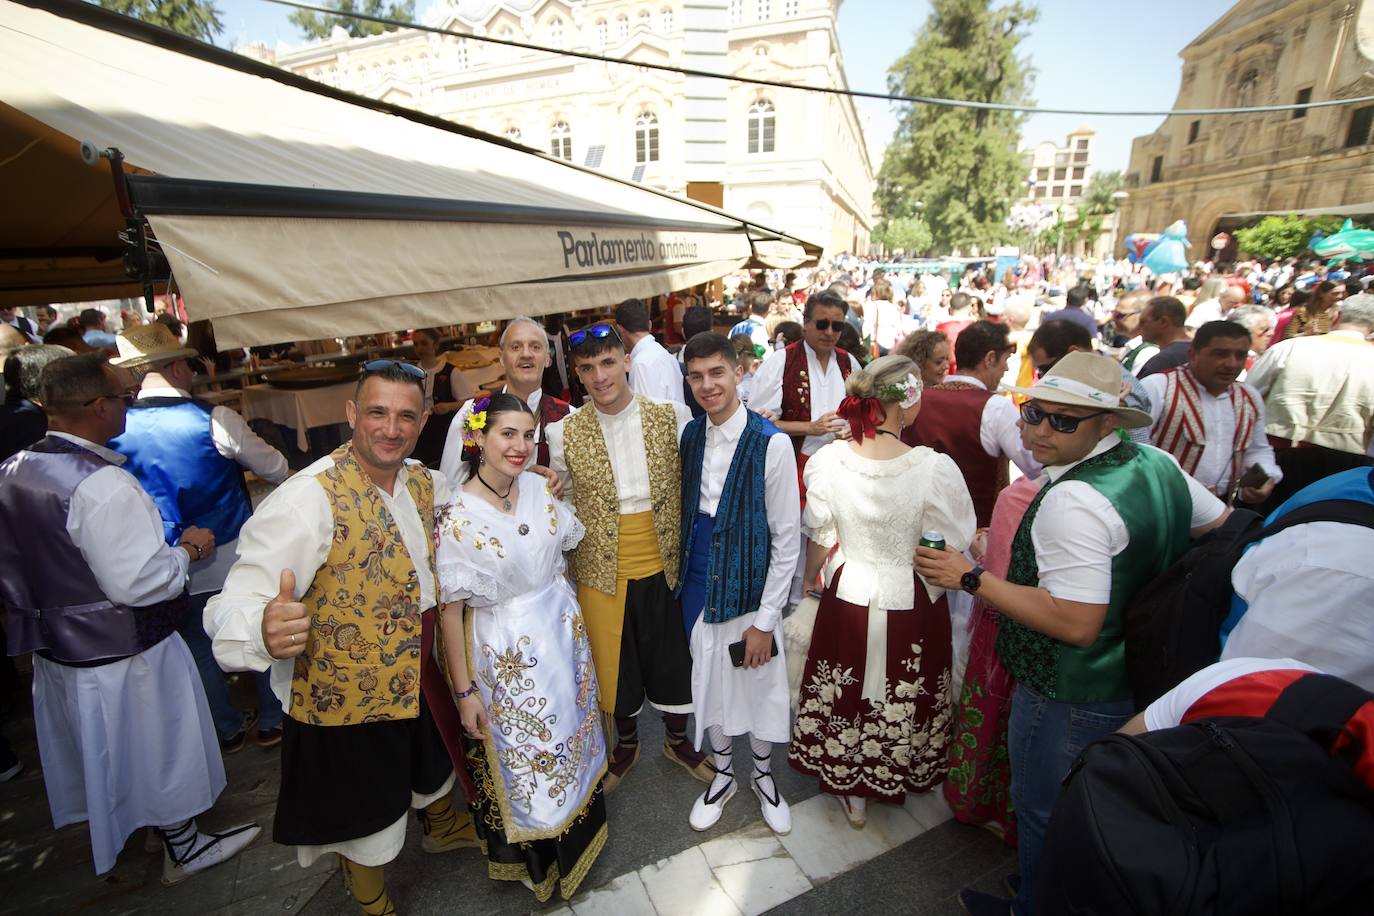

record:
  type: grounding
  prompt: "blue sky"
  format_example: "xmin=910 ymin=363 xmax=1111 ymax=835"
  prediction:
xmin=215 ymin=0 xmax=1235 ymax=173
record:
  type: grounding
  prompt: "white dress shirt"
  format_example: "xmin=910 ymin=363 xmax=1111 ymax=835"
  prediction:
xmin=1223 ymin=521 xmax=1374 ymax=691
xmin=49 ymin=432 xmax=190 ymax=606
xmin=750 ymin=341 xmax=848 ymax=456
xmin=1185 ymin=297 xmax=1223 ymax=330
xmin=205 ymin=455 xmax=448 ymax=708
xmin=438 ymin=387 xmax=575 ymax=485
xmin=685 ymin=404 xmax=800 ymax=632
xmin=628 ymin=335 xmax=686 ymax=404
xmin=1139 ymin=375 xmax=1281 ymax=496
xmin=546 ymin=396 xmax=693 ymax=512
xmin=139 ymin=386 xmax=290 ymax=593
xmin=1032 ymin=437 xmax=1225 ymax=605
xmin=1144 ymin=657 xmax=1318 ymax=732
xmin=942 ymin=374 xmax=1042 ymax=478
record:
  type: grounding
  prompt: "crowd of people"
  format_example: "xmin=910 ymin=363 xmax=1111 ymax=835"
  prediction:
xmin=0 ymin=246 xmax=1372 ymax=915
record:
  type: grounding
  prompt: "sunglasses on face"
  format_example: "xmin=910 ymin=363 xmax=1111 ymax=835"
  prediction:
xmin=82 ymin=391 xmax=136 ymax=408
xmin=810 ymin=319 xmax=844 ymax=331
xmin=568 ymin=322 xmax=622 ymax=350
xmin=1019 ymin=401 xmax=1112 ymax=434
xmin=363 ymin=358 xmax=426 ymax=379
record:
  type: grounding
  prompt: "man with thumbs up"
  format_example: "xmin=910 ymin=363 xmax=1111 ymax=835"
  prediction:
xmin=207 ymin=361 xmax=475 ymax=916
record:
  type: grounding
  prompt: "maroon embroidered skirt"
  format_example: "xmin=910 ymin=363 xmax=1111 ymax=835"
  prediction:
xmin=788 ymin=564 xmax=953 ymax=801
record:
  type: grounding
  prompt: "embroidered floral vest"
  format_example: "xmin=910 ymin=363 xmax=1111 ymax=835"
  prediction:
xmin=290 ymin=445 xmax=437 ymax=726
xmin=563 ymin=396 xmax=681 ymax=595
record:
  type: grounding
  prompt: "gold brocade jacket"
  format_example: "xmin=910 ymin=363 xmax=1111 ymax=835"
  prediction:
xmin=562 ymin=396 xmax=681 ymax=595
xmin=289 ymin=444 xmax=437 ymax=726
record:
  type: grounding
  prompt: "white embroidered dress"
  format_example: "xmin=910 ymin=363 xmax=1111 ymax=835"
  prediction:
xmin=436 ymin=474 xmax=606 ymax=842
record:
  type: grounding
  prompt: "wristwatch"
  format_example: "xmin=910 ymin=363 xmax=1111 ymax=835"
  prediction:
xmin=961 ymin=565 xmax=985 ymax=595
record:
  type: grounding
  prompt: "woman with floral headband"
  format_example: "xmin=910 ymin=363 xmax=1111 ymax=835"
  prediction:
xmin=435 ymin=393 xmax=608 ymax=903
xmin=788 ymin=354 xmax=975 ymax=828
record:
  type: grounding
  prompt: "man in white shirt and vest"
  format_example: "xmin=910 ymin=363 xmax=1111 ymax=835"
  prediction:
xmin=108 ymin=323 xmax=292 ymax=753
xmin=207 ymin=361 xmax=476 ymax=916
xmin=0 ymin=353 xmax=257 ymax=884
xmin=1141 ymin=319 xmax=1281 ymax=504
xmin=545 ymin=321 xmax=710 ymax=792
xmin=918 ymin=353 xmax=1229 ymax=916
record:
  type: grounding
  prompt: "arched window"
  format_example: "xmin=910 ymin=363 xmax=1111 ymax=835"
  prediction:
xmin=550 ymin=120 xmax=572 ymax=160
xmin=504 ymin=126 xmax=522 ymax=143
xmin=637 ymin=9 xmax=651 ymax=31
xmin=596 ymin=18 xmax=608 ymax=46
xmin=548 ymin=16 xmax=564 ymax=47
xmin=747 ymin=99 xmax=775 ymax=154
xmin=659 ymin=6 xmax=673 ymax=33
xmin=635 ymin=111 xmax=660 ymax=163
xmin=616 ymin=13 xmax=629 ymax=41
xmin=756 ymin=0 xmax=770 ymax=20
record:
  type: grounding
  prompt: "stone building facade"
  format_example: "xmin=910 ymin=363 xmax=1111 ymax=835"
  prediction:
xmin=1118 ymin=0 xmax=1374 ymax=263
xmin=242 ymin=0 xmax=874 ymax=256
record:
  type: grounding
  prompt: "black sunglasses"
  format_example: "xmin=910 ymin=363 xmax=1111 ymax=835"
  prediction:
xmin=568 ymin=322 xmax=622 ymax=349
xmin=362 ymin=358 xmax=426 ymax=379
xmin=82 ymin=391 xmax=136 ymax=408
xmin=1019 ymin=401 xmax=1112 ymax=434
xmin=810 ymin=318 xmax=844 ymax=331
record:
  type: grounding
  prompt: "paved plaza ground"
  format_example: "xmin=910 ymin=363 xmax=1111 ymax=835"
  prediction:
xmin=0 ymin=666 xmax=1013 ymax=915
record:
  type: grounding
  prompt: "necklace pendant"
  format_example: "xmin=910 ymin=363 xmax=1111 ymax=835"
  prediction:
xmin=503 ymin=499 xmax=512 ymax=511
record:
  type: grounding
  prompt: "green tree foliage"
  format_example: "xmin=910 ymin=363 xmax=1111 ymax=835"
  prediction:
xmin=874 ymin=216 xmax=934 ymax=255
xmin=1081 ymin=170 xmax=1124 ymax=216
xmin=878 ymin=0 xmax=1037 ymax=254
xmin=1235 ymin=214 xmax=1355 ymax=261
xmin=290 ymin=0 xmax=417 ymax=39
xmin=99 ymin=0 xmax=222 ymax=42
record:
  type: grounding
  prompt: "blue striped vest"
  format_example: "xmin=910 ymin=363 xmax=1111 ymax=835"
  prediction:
xmin=677 ymin=409 xmax=779 ymax=624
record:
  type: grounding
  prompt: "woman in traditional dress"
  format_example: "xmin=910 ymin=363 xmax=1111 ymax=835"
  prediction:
xmin=436 ymin=393 xmax=607 ymax=903
xmin=789 ymin=354 xmax=975 ymax=828
xmin=942 ymin=472 xmax=1043 ymax=844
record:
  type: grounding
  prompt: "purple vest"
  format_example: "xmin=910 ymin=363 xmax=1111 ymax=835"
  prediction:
xmin=0 ymin=436 xmax=186 ymax=665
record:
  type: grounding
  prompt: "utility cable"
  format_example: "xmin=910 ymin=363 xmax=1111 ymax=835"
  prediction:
xmin=260 ymin=0 xmax=1374 ymax=117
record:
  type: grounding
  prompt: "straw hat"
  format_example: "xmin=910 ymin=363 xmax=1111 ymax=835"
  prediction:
xmin=1007 ymin=351 xmax=1153 ymax=429
xmin=110 ymin=322 xmax=198 ymax=368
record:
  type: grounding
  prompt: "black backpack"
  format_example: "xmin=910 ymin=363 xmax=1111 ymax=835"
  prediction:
xmin=1038 ymin=673 xmax=1374 ymax=916
xmin=1123 ymin=498 xmax=1374 ymax=710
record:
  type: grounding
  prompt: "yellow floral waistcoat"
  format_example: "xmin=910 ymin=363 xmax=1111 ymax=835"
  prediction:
xmin=289 ymin=445 xmax=437 ymax=726
xmin=563 ymin=396 xmax=681 ymax=595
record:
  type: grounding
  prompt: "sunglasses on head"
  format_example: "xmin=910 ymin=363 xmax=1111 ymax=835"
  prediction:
xmin=568 ymin=322 xmax=622 ymax=349
xmin=363 ymin=358 xmax=426 ymax=379
xmin=810 ymin=318 xmax=844 ymax=331
xmin=1019 ymin=401 xmax=1112 ymax=434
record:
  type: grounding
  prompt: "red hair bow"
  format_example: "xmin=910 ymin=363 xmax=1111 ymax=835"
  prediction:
xmin=837 ymin=395 xmax=885 ymax=443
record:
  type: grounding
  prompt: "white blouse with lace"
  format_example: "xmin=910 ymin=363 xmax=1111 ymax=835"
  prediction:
xmin=436 ymin=473 xmax=585 ymax=607
xmin=803 ymin=442 xmax=976 ymax=608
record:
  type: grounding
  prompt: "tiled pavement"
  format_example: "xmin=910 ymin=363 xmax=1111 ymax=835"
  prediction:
xmin=0 ymin=670 xmax=1013 ymax=915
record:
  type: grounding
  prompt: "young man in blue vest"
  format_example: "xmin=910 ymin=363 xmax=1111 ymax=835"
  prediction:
xmin=678 ymin=332 xmax=801 ymax=833
xmin=107 ymin=323 xmax=292 ymax=752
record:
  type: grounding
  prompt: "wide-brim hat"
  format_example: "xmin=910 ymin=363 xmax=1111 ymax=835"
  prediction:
xmin=110 ymin=322 xmax=198 ymax=368
xmin=1007 ymin=351 xmax=1154 ymax=429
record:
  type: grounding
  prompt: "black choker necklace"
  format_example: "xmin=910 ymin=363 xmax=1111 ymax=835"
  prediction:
xmin=876 ymin=429 xmax=900 ymax=439
xmin=477 ymin=471 xmax=514 ymax=511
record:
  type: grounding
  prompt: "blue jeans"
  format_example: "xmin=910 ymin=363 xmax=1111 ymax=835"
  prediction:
xmin=181 ymin=591 xmax=283 ymax=740
xmin=1008 ymin=682 xmax=1133 ymax=915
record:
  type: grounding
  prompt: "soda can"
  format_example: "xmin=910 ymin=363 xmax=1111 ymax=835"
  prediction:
xmin=919 ymin=531 xmax=945 ymax=552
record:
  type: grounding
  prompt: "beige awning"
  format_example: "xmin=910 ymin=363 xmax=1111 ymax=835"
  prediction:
xmin=0 ymin=0 xmax=820 ymax=346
